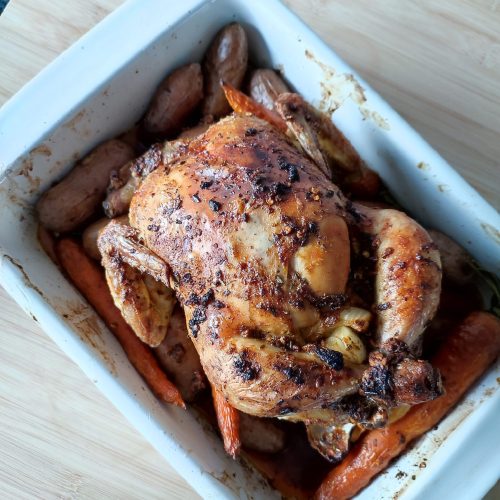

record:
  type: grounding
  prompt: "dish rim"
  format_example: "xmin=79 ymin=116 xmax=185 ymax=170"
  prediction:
xmin=0 ymin=1 xmax=499 ymax=499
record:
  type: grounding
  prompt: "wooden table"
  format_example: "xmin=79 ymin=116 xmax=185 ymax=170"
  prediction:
xmin=0 ymin=1 xmax=498 ymax=498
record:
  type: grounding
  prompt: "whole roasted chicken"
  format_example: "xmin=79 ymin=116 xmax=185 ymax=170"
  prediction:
xmin=98 ymin=87 xmax=443 ymax=461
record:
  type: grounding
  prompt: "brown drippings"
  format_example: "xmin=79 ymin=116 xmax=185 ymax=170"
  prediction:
xmin=70 ymin=312 xmax=117 ymax=374
xmin=304 ymin=49 xmax=366 ymax=114
xmin=29 ymin=144 xmax=52 ymax=157
xmin=4 ymin=255 xmax=47 ymax=299
xmin=63 ymin=109 xmax=86 ymax=131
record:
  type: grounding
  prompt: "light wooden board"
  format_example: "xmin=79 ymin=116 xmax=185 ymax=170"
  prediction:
xmin=0 ymin=1 xmax=498 ymax=498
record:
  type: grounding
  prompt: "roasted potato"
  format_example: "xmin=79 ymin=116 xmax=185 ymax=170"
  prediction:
xmin=428 ymin=230 xmax=475 ymax=284
xmin=154 ymin=307 xmax=207 ymax=402
xmin=82 ymin=215 xmax=129 ymax=260
xmin=202 ymin=23 xmax=248 ymax=118
xmin=143 ymin=63 xmax=204 ymax=137
xmin=249 ymin=69 xmax=289 ymax=111
xmin=239 ymin=413 xmax=286 ymax=454
xmin=117 ymin=125 xmax=142 ymax=153
xmin=36 ymin=140 xmax=134 ymax=233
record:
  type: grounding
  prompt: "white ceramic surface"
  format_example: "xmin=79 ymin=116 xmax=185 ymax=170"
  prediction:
xmin=0 ymin=0 xmax=499 ymax=498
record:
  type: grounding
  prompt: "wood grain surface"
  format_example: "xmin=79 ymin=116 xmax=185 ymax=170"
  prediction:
xmin=0 ymin=1 xmax=498 ymax=499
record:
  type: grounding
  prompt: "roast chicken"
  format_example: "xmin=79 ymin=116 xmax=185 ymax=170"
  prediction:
xmin=98 ymin=93 xmax=443 ymax=460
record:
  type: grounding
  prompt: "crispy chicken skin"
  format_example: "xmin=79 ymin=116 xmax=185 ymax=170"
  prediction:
xmin=98 ymin=112 xmax=442 ymax=430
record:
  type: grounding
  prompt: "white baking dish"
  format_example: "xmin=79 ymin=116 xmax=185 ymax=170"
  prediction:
xmin=0 ymin=0 xmax=499 ymax=498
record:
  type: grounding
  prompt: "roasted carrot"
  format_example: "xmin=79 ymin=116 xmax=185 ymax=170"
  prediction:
xmin=315 ymin=311 xmax=500 ymax=500
xmin=221 ymin=82 xmax=288 ymax=133
xmin=57 ymin=238 xmax=185 ymax=408
xmin=212 ymin=384 xmax=241 ymax=458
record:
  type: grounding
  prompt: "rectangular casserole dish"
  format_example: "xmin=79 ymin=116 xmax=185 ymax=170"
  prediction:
xmin=0 ymin=0 xmax=499 ymax=498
